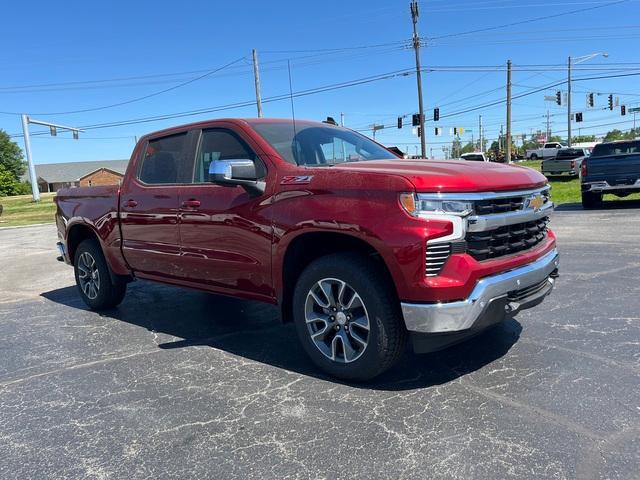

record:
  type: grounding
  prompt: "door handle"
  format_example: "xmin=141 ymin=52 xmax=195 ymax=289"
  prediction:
xmin=181 ymin=199 xmax=201 ymax=209
xmin=124 ymin=199 xmax=138 ymax=208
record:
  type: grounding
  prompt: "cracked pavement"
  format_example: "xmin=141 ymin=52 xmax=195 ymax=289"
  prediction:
xmin=0 ymin=203 xmax=638 ymax=479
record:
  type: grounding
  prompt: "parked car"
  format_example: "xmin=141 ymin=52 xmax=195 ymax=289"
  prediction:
xmin=542 ymin=147 xmax=590 ymax=177
xmin=460 ymin=152 xmax=489 ymax=162
xmin=581 ymin=139 xmax=640 ymax=208
xmin=526 ymin=142 xmax=565 ymax=160
xmin=54 ymin=118 xmax=559 ymax=381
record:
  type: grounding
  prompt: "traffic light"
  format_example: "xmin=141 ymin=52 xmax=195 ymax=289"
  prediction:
xmin=453 ymin=127 xmax=458 ymax=135
xmin=576 ymin=112 xmax=583 ymax=123
xmin=587 ymin=93 xmax=594 ymax=108
xmin=412 ymin=113 xmax=421 ymax=126
xmin=433 ymin=108 xmax=440 ymax=122
xmin=621 ymin=105 xmax=626 ymax=116
xmin=417 ymin=126 xmax=421 ymax=138
xmin=556 ymin=91 xmax=562 ymax=105
xmin=397 ymin=116 xmax=403 ymax=129
xmin=608 ymin=94 xmax=614 ymax=110
xmin=434 ymin=127 xmax=441 ymax=136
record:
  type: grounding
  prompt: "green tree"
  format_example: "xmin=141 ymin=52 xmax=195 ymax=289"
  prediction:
xmin=0 ymin=164 xmax=27 ymax=196
xmin=604 ymin=129 xmax=625 ymax=142
xmin=460 ymin=142 xmax=476 ymax=154
xmin=572 ymin=135 xmax=596 ymax=143
xmin=0 ymin=129 xmax=26 ymax=180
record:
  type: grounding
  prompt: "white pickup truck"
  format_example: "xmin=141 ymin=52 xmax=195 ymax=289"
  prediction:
xmin=526 ymin=142 xmax=566 ymax=160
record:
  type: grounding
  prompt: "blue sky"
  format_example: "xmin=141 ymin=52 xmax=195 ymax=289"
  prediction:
xmin=2 ymin=0 xmax=639 ymax=163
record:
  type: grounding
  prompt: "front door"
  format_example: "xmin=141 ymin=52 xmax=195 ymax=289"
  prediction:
xmin=177 ymin=127 xmax=274 ymax=300
xmin=119 ymin=131 xmax=195 ymax=278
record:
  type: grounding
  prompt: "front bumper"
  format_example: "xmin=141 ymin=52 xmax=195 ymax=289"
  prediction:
xmin=401 ymin=248 xmax=559 ymax=334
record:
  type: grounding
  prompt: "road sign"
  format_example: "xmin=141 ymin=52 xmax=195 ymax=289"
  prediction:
xmin=629 ymin=107 xmax=640 ymax=113
xmin=544 ymin=95 xmax=556 ymax=102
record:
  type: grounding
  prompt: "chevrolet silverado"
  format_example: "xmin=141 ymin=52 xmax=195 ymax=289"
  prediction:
xmin=55 ymin=118 xmax=559 ymax=381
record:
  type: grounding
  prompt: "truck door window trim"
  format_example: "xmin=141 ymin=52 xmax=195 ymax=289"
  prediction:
xmin=188 ymin=128 xmax=267 ymax=185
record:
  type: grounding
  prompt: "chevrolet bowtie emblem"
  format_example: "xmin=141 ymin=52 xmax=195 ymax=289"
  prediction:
xmin=529 ymin=194 xmax=544 ymax=211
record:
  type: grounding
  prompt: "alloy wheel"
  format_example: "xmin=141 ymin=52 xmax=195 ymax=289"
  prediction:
xmin=77 ymin=251 xmax=100 ymax=300
xmin=304 ymin=278 xmax=370 ymax=363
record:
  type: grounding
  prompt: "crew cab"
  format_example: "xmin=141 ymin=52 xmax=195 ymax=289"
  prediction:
xmin=542 ymin=147 xmax=590 ymax=177
xmin=54 ymin=118 xmax=559 ymax=381
xmin=581 ymin=139 xmax=640 ymax=208
xmin=526 ymin=142 xmax=565 ymax=160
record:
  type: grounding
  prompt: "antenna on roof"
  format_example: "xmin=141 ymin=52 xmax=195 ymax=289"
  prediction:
xmin=287 ymin=59 xmax=299 ymax=164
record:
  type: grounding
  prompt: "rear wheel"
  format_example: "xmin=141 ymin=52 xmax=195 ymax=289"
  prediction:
xmin=581 ymin=191 xmax=603 ymax=209
xmin=74 ymin=239 xmax=127 ymax=310
xmin=530 ymin=154 xmax=538 ymax=160
xmin=292 ymin=253 xmax=407 ymax=381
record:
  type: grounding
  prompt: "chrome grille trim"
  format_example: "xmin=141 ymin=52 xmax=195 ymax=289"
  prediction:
xmin=425 ymin=243 xmax=452 ymax=277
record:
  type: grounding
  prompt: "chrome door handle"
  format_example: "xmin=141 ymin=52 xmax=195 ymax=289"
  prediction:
xmin=181 ymin=199 xmax=201 ymax=208
xmin=124 ymin=199 xmax=138 ymax=208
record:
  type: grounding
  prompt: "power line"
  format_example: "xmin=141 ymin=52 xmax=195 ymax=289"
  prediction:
xmin=427 ymin=0 xmax=629 ymax=40
xmin=0 ymin=57 xmax=248 ymax=116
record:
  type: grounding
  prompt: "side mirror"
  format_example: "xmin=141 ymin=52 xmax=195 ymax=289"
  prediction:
xmin=209 ymin=159 xmax=265 ymax=196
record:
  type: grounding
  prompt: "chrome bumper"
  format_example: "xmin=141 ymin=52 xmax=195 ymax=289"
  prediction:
xmin=583 ymin=179 xmax=640 ymax=192
xmin=401 ymin=248 xmax=559 ymax=334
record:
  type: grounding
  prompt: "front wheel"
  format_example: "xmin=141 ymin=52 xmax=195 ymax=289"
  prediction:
xmin=292 ymin=253 xmax=407 ymax=381
xmin=74 ymin=239 xmax=127 ymax=310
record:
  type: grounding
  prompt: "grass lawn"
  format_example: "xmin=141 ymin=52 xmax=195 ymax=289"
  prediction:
xmin=0 ymin=193 xmax=57 ymax=227
xmin=516 ymin=159 xmax=640 ymax=205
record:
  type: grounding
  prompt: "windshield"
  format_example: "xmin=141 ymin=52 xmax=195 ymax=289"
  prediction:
xmin=251 ymin=122 xmax=398 ymax=166
xmin=461 ymin=154 xmax=484 ymax=161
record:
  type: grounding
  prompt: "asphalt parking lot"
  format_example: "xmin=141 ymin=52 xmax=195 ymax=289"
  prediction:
xmin=0 ymin=202 xmax=639 ymax=479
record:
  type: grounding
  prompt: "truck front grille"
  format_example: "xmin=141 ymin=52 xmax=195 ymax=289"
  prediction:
xmin=474 ymin=196 xmax=524 ymax=214
xmin=465 ymin=217 xmax=549 ymax=261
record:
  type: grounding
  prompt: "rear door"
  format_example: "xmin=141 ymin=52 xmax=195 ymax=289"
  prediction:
xmin=119 ymin=130 xmax=197 ymax=278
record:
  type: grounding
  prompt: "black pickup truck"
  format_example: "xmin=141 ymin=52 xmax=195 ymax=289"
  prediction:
xmin=581 ymin=139 xmax=640 ymax=208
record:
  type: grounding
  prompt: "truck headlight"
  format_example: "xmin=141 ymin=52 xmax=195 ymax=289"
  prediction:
xmin=399 ymin=193 xmax=472 ymax=217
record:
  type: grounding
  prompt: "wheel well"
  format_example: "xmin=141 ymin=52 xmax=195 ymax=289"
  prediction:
xmin=280 ymin=232 xmax=397 ymax=323
xmin=67 ymin=224 xmax=99 ymax=265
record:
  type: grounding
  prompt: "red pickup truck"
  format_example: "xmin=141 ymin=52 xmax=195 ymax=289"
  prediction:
xmin=55 ymin=118 xmax=559 ymax=380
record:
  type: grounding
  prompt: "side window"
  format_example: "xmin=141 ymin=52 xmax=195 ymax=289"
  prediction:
xmin=138 ymin=133 xmax=189 ymax=184
xmin=193 ymin=129 xmax=261 ymax=183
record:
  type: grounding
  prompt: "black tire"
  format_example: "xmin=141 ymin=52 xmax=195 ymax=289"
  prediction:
xmin=581 ymin=191 xmax=603 ymax=209
xmin=74 ymin=239 xmax=127 ymax=310
xmin=292 ymin=253 xmax=407 ymax=381
xmin=530 ymin=154 xmax=538 ymax=160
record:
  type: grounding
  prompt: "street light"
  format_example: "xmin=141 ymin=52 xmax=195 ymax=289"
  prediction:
xmin=567 ymin=52 xmax=608 ymax=147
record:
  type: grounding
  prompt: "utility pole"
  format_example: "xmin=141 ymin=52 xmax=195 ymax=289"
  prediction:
xmin=567 ymin=56 xmax=572 ymax=147
xmin=499 ymin=125 xmax=504 ymax=153
xmin=479 ymin=115 xmax=483 ymax=152
xmin=546 ymin=110 xmax=551 ymax=141
xmin=252 ymin=49 xmax=263 ymax=118
xmin=410 ymin=0 xmax=426 ymax=158
xmin=506 ymin=60 xmax=512 ymax=163
xmin=340 ymin=112 xmax=345 ymax=127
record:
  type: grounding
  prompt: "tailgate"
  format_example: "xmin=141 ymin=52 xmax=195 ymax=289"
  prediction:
xmin=543 ymin=159 xmax=573 ymax=171
xmin=585 ymin=154 xmax=640 ymax=183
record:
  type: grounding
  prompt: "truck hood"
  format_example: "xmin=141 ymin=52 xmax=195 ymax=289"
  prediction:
xmin=333 ymin=159 xmax=547 ymax=192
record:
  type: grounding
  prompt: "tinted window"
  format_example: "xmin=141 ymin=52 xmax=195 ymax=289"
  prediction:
xmin=461 ymin=154 xmax=484 ymax=161
xmin=556 ymin=148 xmax=584 ymax=159
xmin=193 ymin=129 xmax=259 ymax=183
xmin=138 ymin=133 xmax=189 ymax=184
xmin=591 ymin=141 xmax=640 ymax=157
xmin=251 ymin=122 xmax=397 ymax=166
